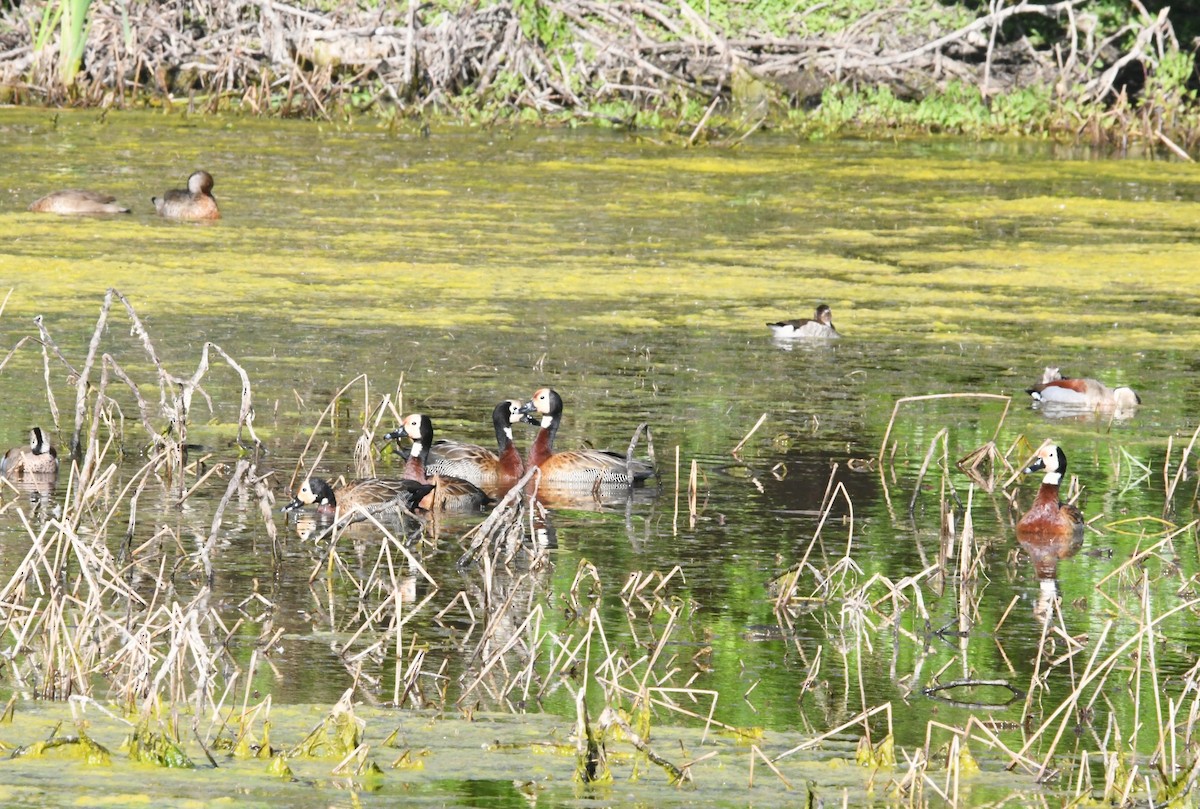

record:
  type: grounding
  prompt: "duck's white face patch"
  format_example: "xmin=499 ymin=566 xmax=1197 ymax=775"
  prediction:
xmin=1042 ymin=471 xmax=1062 ymax=485
xmin=299 ymin=479 xmax=317 ymax=505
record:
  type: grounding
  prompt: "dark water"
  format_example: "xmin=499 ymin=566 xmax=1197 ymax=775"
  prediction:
xmin=0 ymin=109 xmax=1197 ymax=803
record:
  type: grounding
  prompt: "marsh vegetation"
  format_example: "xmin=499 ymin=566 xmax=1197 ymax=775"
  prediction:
xmin=0 ymin=111 xmax=1198 ymax=805
xmin=2 ymin=0 xmax=1199 ymax=149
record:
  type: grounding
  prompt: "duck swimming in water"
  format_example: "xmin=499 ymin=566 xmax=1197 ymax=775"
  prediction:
xmin=29 ymin=189 xmax=130 ymax=215
xmin=1026 ymin=376 xmax=1139 ymax=410
xmin=384 ymin=400 xmax=526 ymax=488
xmin=519 ymin=388 xmax=654 ymax=486
xmin=766 ymin=304 xmax=840 ymax=339
xmin=152 ymin=170 xmax=220 ymax=221
xmin=1016 ymin=443 xmax=1084 ymax=538
xmin=393 ymin=413 xmax=494 ymax=512
xmin=0 ymin=427 xmax=58 ymax=479
xmin=283 ymin=476 xmax=434 ymax=519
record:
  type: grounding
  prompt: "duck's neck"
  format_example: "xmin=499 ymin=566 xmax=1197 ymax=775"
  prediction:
xmin=1035 ymin=479 xmax=1062 ymax=504
xmin=529 ymin=414 xmax=559 ymax=468
xmin=404 ymin=440 xmax=429 ymax=483
xmin=497 ymin=425 xmax=524 ymax=476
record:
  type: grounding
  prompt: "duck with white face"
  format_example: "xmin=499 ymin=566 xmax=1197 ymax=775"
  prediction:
xmin=0 ymin=427 xmax=59 ymax=479
xmin=282 ymin=476 xmax=434 ymax=520
xmin=518 ymin=387 xmax=654 ymax=486
xmin=391 ymin=413 xmax=494 ymax=512
xmin=382 ymin=400 xmax=528 ymax=487
xmin=1016 ymin=443 xmax=1084 ymax=539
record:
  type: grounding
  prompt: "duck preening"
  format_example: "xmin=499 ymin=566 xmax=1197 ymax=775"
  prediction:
xmin=1016 ymin=443 xmax=1084 ymax=538
xmin=766 ymin=304 xmax=840 ymax=339
xmin=0 ymin=427 xmax=59 ymax=478
xmin=283 ymin=476 xmax=434 ymax=518
xmin=519 ymin=387 xmax=654 ymax=486
xmin=29 ymin=189 xmax=130 ymax=215
xmin=152 ymin=170 xmax=220 ymax=221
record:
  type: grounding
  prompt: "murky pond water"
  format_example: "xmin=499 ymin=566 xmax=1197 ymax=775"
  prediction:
xmin=1 ymin=109 xmax=1199 ymax=805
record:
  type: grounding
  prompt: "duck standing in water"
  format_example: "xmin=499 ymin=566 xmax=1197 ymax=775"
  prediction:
xmin=1016 ymin=443 xmax=1083 ymax=538
xmin=29 ymin=189 xmax=130 ymax=215
xmin=0 ymin=427 xmax=59 ymax=479
xmin=766 ymin=304 xmax=840 ymax=339
xmin=152 ymin=170 xmax=220 ymax=220
xmin=519 ymin=388 xmax=654 ymax=486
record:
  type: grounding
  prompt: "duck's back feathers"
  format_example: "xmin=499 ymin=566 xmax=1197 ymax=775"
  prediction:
xmin=30 ymin=190 xmax=130 ymax=215
xmin=1027 ymin=378 xmax=1140 ymax=408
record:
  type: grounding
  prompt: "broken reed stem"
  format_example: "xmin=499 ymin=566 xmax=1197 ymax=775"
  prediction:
xmin=688 ymin=459 xmax=699 ymax=530
xmin=73 ymin=288 xmax=114 ymax=457
xmin=774 ymin=702 xmax=892 ymax=761
xmin=290 ymin=373 xmax=369 ymax=491
xmin=1165 ymin=422 xmax=1200 ymax=506
xmin=34 ymin=320 xmax=60 ymax=429
xmin=200 ymin=460 xmax=251 ymax=585
xmin=205 ymin=342 xmax=264 ymax=449
xmin=910 ymin=428 xmax=949 ymax=514
xmin=672 ymin=445 xmax=680 ymax=536
xmin=877 ymin=393 xmax=1011 ymax=468
xmin=732 ymin=412 xmax=768 ymax=455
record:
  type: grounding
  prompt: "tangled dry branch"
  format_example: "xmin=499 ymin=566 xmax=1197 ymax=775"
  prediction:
xmin=0 ymin=0 xmax=1178 ymax=117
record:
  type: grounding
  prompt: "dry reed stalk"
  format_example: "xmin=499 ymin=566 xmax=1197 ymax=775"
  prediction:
xmin=1012 ymin=597 xmax=1200 ymax=776
xmin=910 ymin=428 xmax=949 ymax=514
xmin=289 ymin=373 xmax=369 ymax=491
xmin=749 ymin=744 xmax=793 ymax=789
xmin=456 ymin=466 xmax=539 ymax=568
xmin=877 ymin=393 xmax=1011 ymax=469
xmin=688 ymin=459 xmax=699 ymax=529
xmin=1165 ymin=423 xmax=1200 ymax=508
xmin=596 ymin=705 xmax=690 ymax=784
xmin=771 ymin=469 xmax=857 ymax=609
xmin=0 ymin=335 xmax=34 ymax=376
xmin=198 ymin=460 xmax=250 ymax=584
xmin=624 ymin=421 xmax=654 ymax=475
xmin=731 ymin=412 xmax=768 ymax=455
xmin=774 ymin=703 xmax=893 ymax=761
xmin=71 ymin=289 xmax=113 ymax=457
xmin=1093 ymin=522 xmax=1195 ymax=590
xmin=672 ymin=445 xmax=679 ymax=535
xmin=458 ymin=603 xmax=548 ymax=705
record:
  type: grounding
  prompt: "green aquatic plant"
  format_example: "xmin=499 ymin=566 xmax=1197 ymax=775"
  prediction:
xmin=125 ymin=723 xmax=194 ymax=768
xmin=32 ymin=0 xmax=93 ymax=88
xmin=12 ymin=728 xmax=111 ymax=765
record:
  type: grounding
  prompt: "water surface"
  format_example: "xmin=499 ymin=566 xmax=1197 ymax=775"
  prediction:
xmin=1 ymin=109 xmax=1198 ymax=805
